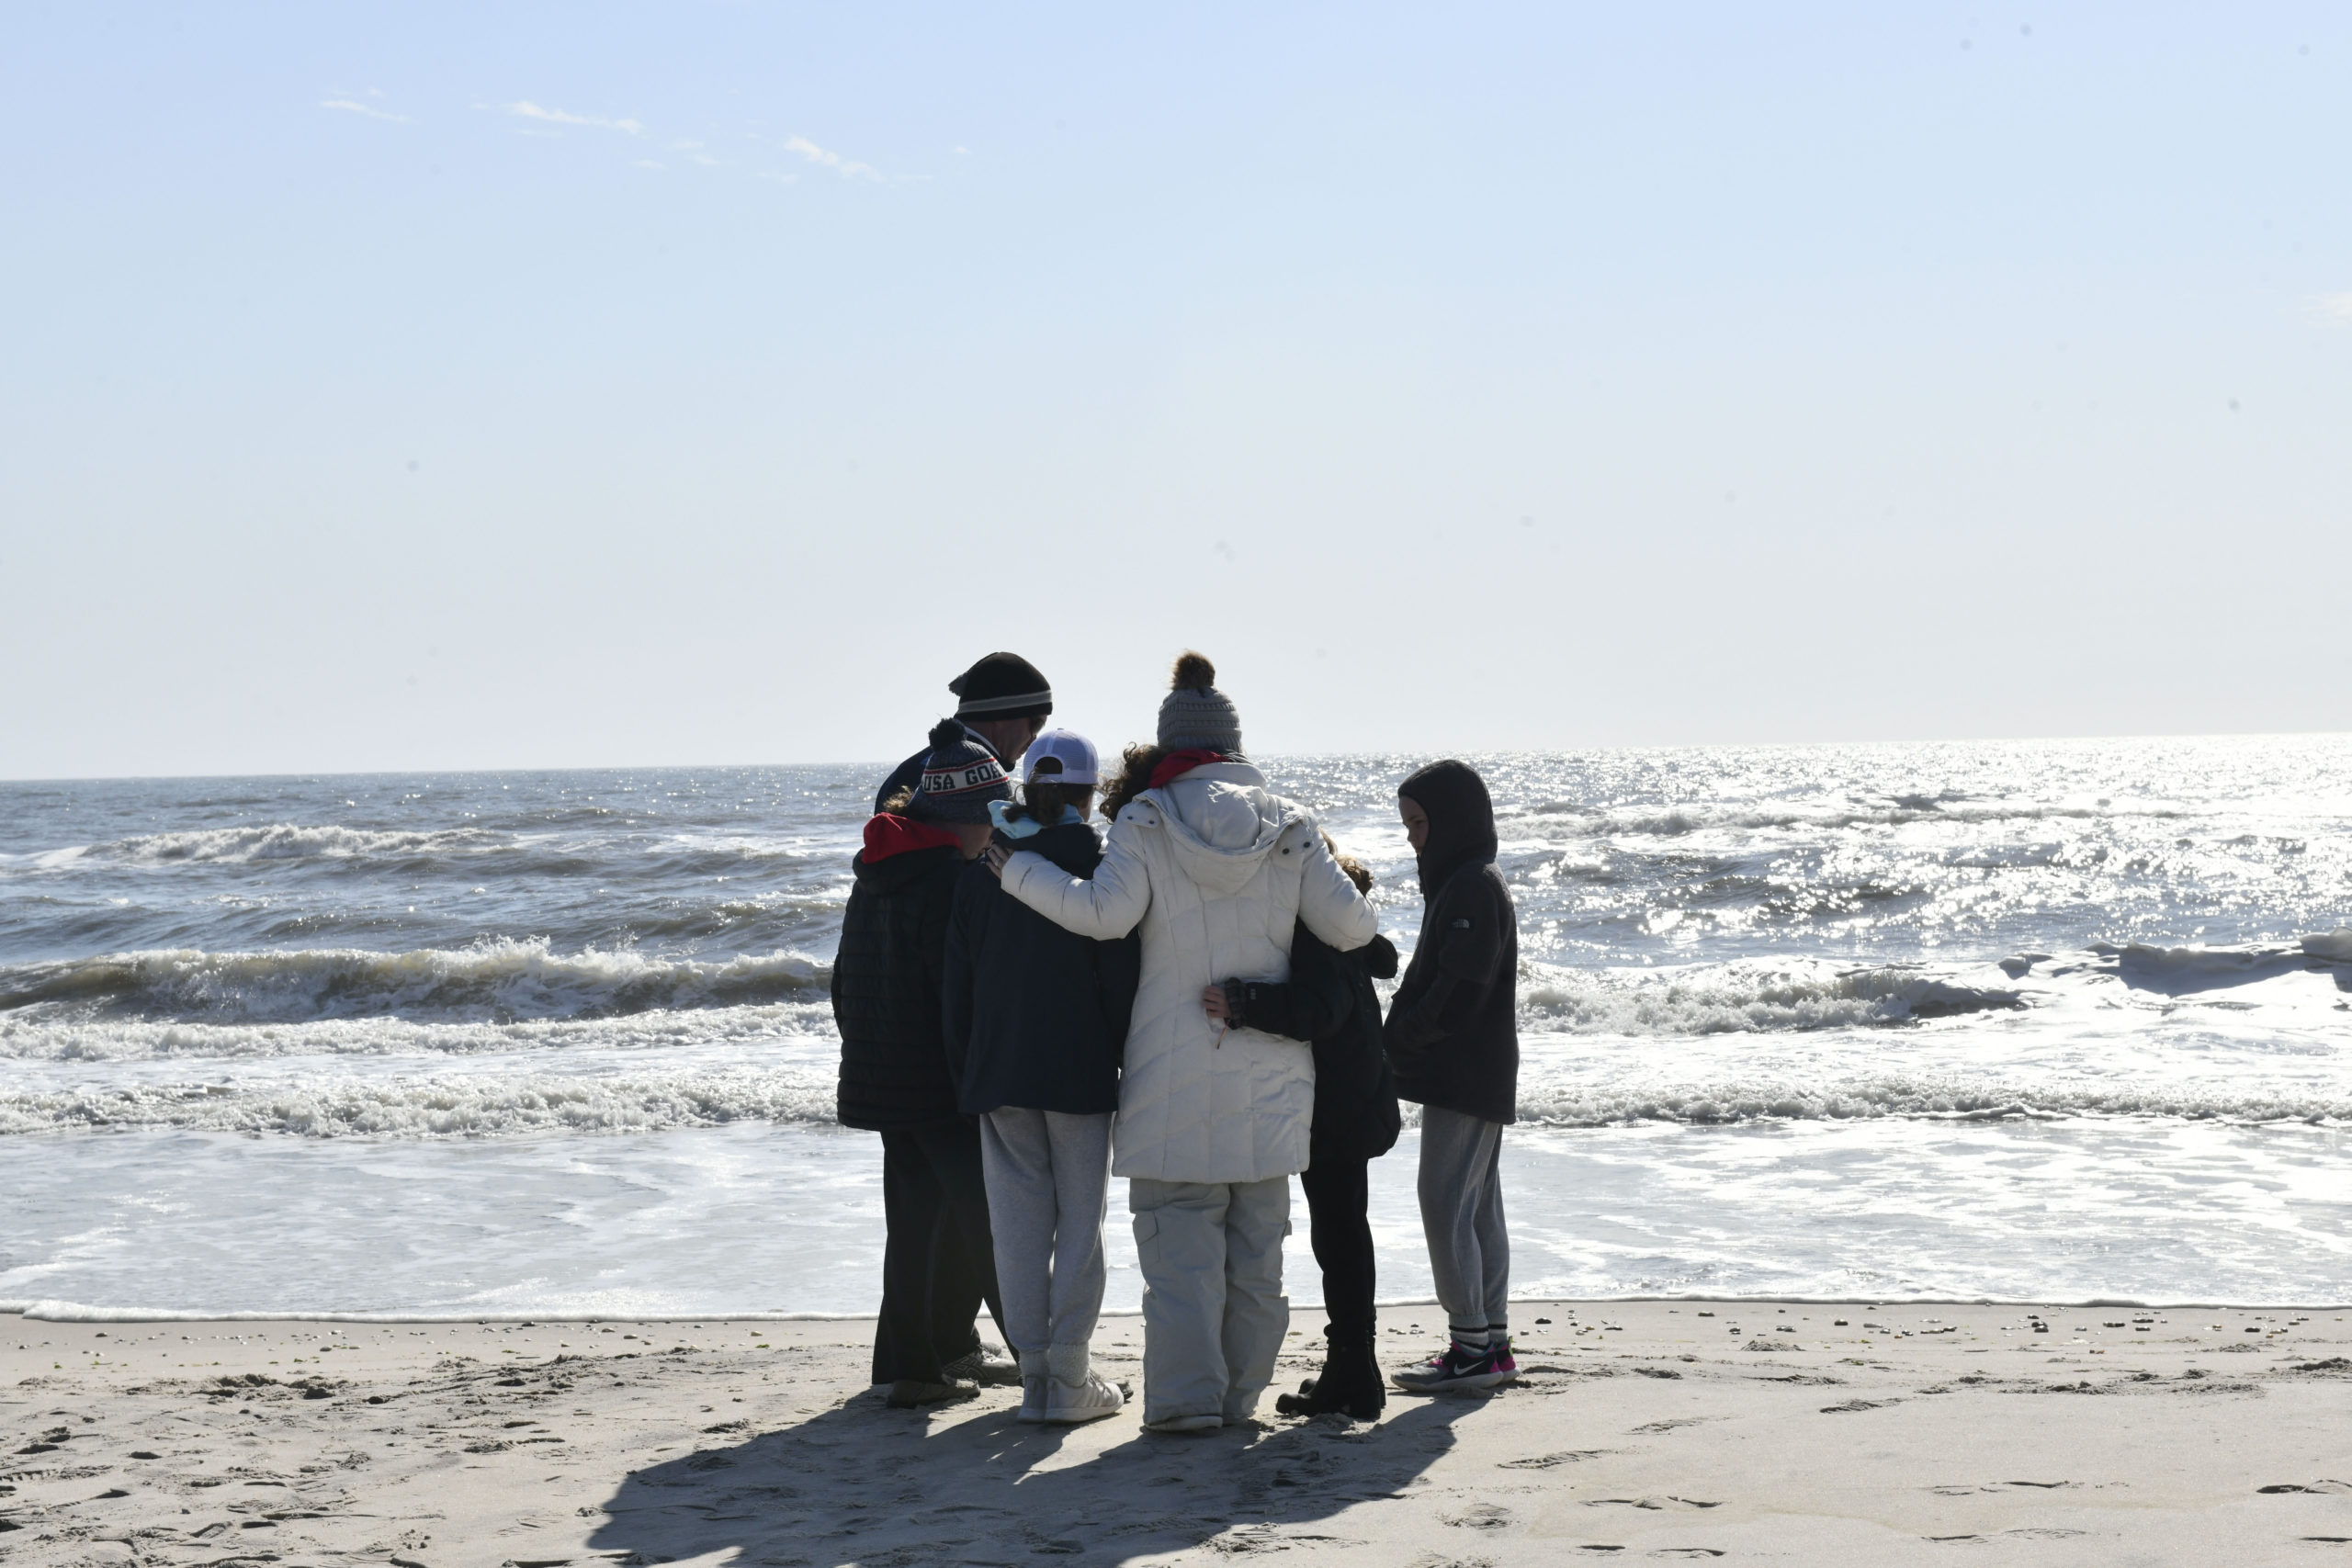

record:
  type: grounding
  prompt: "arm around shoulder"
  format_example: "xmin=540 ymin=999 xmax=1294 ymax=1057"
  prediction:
xmin=1295 ymin=825 xmax=1375 ymax=952
xmin=1000 ymin=812 xmax=1152 ymax=940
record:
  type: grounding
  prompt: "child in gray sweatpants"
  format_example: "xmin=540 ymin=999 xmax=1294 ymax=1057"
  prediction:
xmin=1384 ymin=760 xmax=1521 ymax=1393
xmin=943 ymin=730 xmax=1141 ymax=1422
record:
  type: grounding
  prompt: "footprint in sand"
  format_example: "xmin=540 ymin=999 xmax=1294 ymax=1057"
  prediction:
xmin=1443 ymin=1503 xmax=1514 ymax=1530
xmin=1498 ymin=1450 xmax=1608 ymax=1470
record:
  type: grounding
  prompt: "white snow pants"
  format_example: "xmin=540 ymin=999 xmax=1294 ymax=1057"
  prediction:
xmin=1127 ymin=1175 xmax=1291 ymax=1425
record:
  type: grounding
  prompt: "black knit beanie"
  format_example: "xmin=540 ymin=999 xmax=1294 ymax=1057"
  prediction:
xmin=948 ymin=652 xmax=1053 ymax=722
xmin=910 ymin=718 xmax=1013 ymax=824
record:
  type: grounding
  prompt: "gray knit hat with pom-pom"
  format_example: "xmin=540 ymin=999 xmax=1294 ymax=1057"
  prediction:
xmin=1156 ymin=652 xmax=1242 ymax=753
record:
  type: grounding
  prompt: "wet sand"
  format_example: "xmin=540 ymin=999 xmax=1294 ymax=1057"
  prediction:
xmin=5 ymin=1300 xmax=2348 ymax=1565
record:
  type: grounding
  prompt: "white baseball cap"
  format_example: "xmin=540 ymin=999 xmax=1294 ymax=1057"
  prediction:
xmin=1023 ymin=729 xmax=1101 ymax=786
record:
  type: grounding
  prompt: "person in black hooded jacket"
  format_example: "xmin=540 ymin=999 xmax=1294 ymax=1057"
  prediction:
xmin=1204 ymin=842 xmax=1401 ymax=1420
xmin=942 ymin=730 xmax=1141 ymax=1424
xmin=1383 ymin=759 xmax=1521 ymax=1396
xmin=833 ymin=719 xmax=1017 ymax=1409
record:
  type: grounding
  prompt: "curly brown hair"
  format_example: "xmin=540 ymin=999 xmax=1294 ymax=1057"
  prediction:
xmin=1328 ymin=833 xmax=1374 ymax=896
xmin=1097 ymin=742 xmax=1168 ymax=823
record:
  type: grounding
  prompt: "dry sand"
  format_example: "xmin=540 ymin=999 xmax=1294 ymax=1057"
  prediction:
xmin=5 ymin=1300 xmax=2348 ymax=1566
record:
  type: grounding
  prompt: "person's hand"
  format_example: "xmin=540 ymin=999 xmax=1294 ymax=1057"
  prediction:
xmin=983 ymin=842 xmax=1013 ymax=879
xmin=1201 ymin=984 xmax=1230 ymax=1020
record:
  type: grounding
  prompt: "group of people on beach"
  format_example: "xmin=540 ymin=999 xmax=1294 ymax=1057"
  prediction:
xmin=830 ymin=650 xmax=1521 ymax=1431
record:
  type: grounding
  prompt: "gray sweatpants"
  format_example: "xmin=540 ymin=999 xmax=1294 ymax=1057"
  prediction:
xmin=1129 ymin=1175 xmax=1290 ymax=1425
xmin=1419 ymin=1105 xmax=1510 ymax=1343
xmin=978 ymin=1109 xmax=1114 ymax=1356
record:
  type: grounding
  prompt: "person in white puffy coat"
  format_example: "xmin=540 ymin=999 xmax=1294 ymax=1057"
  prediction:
xmin=989 ymin=653 xmax=1375 ymax=1431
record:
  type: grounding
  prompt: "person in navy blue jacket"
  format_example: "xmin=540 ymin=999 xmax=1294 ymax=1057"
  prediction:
xmin=942 ymin=730 xmax=1141 ymax=1424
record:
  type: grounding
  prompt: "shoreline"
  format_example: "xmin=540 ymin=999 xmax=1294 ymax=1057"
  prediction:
xmin=12 ymin=1288 xmax=2352 ymax=1324
xmin=6 ymin=1299 xmax=2347 ymax=1565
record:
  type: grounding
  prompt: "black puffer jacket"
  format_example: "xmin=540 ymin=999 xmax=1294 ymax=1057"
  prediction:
xmin=942 ymin=819 xmax=1140 ymax=1116
xmin=1385 ymin=859 xmax=1520 ymax=1124
xmin=831 ymin=818 xmax=971 ymax=1130
xmin=1226 ymin=924 xmax=1403 ymax=1165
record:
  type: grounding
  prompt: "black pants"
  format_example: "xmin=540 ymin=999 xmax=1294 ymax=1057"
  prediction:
xmin=874 ymin=1118 xmax=1006 ymax=1386
xmin=1299 ymin=1154 xmax=1376 ymax=1345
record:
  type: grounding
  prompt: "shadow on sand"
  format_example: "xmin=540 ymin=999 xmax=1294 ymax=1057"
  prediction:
xmin=589 ymin=1390 xmax=1483 ymax=1566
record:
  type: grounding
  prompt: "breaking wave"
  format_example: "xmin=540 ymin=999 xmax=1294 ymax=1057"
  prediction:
xmin=0 ymin=1065 xmax=840 ymax=1138
xmin=55 ymin=823 xmax=507 ymax=866
xmin=3 ymin=1061 xmax=2342 ymax=1140
xmin=1513 ymin=797 xmax=2191 ymax=840
xmin=1512 ymin=1075 xmax=2352 ymax=1128
xmin=1518 ymin=960 xmax=2024 ymax=1034
xmin=0 ymin=941 xmax=829 ymax=1025
xmin=0 ymin=1001 xmax=831 ymax=1064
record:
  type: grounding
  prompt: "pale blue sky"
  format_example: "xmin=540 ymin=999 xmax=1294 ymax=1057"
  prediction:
xmin=4 ymin=3 xmax=2347 ymax=778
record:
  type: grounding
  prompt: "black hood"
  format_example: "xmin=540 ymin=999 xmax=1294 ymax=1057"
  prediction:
xmin=1398 ymin=759 xmax=1498 ymax=900
xmin=993 ymin=818 xmax=1104 ymax=879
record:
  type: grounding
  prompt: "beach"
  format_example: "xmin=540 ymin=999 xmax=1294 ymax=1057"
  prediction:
xmin=6 ymin=750 xmax=2349 ymax=1562
xmin=7 ymin=1300 xmax=2348 ymax=1565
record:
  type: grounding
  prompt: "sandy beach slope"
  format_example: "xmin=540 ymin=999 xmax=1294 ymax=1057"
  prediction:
xmin=5 ymin=1300 xmax=2348 ymax=1565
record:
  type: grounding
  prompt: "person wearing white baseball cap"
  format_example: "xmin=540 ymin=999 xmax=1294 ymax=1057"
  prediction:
xmin=943 ymin=728 xmax=1141 ymax=1424
xmin=1015 ymin=729 xmax=1099 ymax=792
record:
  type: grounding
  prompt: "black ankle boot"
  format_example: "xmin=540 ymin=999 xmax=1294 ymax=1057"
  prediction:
xmin=1275 ymin=1337 xmax=1385 ymax=1420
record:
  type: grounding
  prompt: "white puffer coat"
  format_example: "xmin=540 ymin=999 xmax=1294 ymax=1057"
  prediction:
xmin=999 ymin=761 xmax=1375 ymax=1183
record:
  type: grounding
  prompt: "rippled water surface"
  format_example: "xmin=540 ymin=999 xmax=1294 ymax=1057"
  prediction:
xmin=3 ymin=736 xmax=2347 ymax=1314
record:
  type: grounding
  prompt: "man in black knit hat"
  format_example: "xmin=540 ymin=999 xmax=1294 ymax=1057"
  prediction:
xmin=873 ymin=652 xmax=1054 ymax=813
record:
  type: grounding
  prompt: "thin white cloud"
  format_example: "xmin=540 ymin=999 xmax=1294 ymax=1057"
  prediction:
xmin=631 ymin=159 xmax=664 ymax=170
xmin=322 ymin=98 xmax=408 ymax=123
xmin=784 ymin=135 xmax=880 ymax=179
xmin=2313 ymin=291 xmax=2352 ymax=326
xmin=504 ymin=100 xmax=644 ymax=135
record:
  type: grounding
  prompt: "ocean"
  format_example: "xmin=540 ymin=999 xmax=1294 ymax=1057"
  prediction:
xmin=3 ymin=736 xmax=2346 ymax=1320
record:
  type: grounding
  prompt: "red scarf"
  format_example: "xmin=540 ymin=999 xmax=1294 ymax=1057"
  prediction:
xmin=1148 ymin=749 xmax=1229 ymax=790
xmin=861 ymin=813 xmax=963 ymax=861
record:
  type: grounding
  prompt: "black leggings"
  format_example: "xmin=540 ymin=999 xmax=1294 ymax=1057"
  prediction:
xmin=874 ymin=1119 xmax=1005 ymax=1385
xmin=1299 ymin=1155 xmax=1376 ymax=1345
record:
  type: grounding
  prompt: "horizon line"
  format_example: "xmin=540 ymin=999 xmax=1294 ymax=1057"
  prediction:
xmin=4 ymin=726 xmax=2346 ymax=788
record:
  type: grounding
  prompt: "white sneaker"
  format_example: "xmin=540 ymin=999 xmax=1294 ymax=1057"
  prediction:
xmin=1043 ymin=1370 xmax=1127 ymax=1424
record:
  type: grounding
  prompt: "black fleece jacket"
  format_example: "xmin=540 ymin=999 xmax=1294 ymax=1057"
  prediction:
xmin=1227 ymin=924 xmax=1403 ymax=1165
xmin=1384 ymin=859 xmax=1520 ymax=1124
xmin=831 ymin=837 xmax=969 ymax=1130
xmin=942 ymin=820 xmax=1140 ymax=1116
